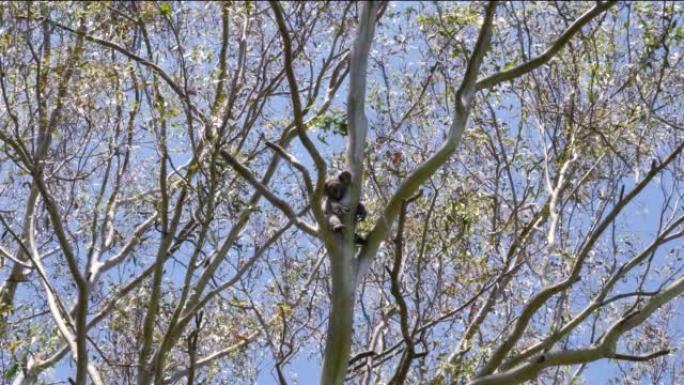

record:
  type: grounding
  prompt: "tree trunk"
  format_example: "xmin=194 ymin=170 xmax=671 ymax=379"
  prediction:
xmin=319 ymin=243 xmax=357 ymax=385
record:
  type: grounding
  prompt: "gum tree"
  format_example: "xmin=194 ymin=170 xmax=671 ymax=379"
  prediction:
xmin=2 ymin=2 xmax=684 ymax=385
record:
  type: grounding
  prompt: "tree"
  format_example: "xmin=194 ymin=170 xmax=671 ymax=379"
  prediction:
xmin=1 ymin=1 xmax=684 ymax=385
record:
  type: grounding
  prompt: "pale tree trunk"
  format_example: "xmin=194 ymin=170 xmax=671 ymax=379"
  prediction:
xmin=318 ymin=2 xmax=380 ymax=385
xmin=319 ymin=244 xmax=357 ymax=385
xmin=320 ymin=2 xmax=497 ymax=384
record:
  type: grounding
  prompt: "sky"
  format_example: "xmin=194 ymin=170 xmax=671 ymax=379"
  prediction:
xmin=6 ymin=2 xmax=684 ymax=385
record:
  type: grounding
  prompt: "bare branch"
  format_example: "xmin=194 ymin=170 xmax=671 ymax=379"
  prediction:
xmin=359 ymin=1 xmax=498 ymax=271
xmin=48 ymin=19 xmax=205 ymax=123
xmin=269 ymin=1 xmax=329 ymax=231
xmin=264 ymin=138 xmax=314 ymax=197
xmin=475 ymin=1 xmax=617 ymax=90
xmin=477 ymin=141 xmax=684 ymax=377
xmin=469 ymin=276 xmax=684 ymax=385
xmin=219 ymin=149 xmax=318 ymax=237
xmin=163 ymin=332 xmax=259 ymax=384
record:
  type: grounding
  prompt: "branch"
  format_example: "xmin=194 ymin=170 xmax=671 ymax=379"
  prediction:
xmin=32 ymin=161 xmax=86 ymax=290
xmin=358 ymin=1 xmax=498 ymax=271
xmin=499 ymin=216 xmax=684 ymax=370
xmin=183 ymin=217 xmax=296 ymax=321
xmin=163 ymin=332 xmax=259 ymax=384
xmin=468 ymin=276 xmax=684 ymax=385
xmin=0 ymin=244 xmax=31 ymax=268
xmin=353 ymin=274 xmax=500 ymax=376
xmin=210 ymin=2 xmax=230 ymax=115
xmin=48 ymin=19 xmax=205 ymax=123
xmin=218 ymin=149 xmax=318 ymax=237
xmin=475 ymin=1 xmax=617 ymax=90
xmin=269 ymin=1 xmax=328 ymax=232
xmin=264 ymin=138 xmax=314 ymax=198
xmin=25 ymin=239 xmax=104 ymax=385
xmin=387 ymin=191 xmax=422 ymax=385
xmin=609 ymin=349 xmax=671 ymax=362
xmin=99 ymin=214 xmax=156 ymax=273
xmin=477 ymin=141 xmax=684 ymax=377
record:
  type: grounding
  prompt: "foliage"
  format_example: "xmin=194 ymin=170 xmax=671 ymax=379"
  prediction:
xmin=1 ymin=2 xmax=683 ymax=385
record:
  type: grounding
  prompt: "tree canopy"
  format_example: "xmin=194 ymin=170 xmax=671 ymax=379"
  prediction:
xmin=1 ymin=2 xmax=684 ymax=385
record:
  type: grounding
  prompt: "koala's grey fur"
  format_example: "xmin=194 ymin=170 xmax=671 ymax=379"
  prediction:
xmin=323 ymin=171 xmax=367 ymax=242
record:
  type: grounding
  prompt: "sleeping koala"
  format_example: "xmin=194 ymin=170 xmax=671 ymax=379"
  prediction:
xmin=323 ymin=170 xmax=367 ymax=242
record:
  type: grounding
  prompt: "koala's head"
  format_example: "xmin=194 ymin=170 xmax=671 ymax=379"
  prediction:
xmin=324 ymin=171 xmax=352 ymax=201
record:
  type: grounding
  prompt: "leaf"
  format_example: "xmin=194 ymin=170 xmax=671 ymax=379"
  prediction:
xmin=503 ymin=60 xmax=516 ymax=71
xmin=159 ymin=3 xmax=172 ymax=17
xmin=4 ymin=364 xmax=18 ymax=379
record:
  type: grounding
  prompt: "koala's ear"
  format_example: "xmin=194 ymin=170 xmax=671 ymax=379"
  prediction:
xmin=339 ymin=171 xmax=352 ymax=184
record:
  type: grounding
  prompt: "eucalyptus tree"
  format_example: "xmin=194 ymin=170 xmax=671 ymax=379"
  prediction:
xmin=1 ymin=2 xmax=684 ymax=385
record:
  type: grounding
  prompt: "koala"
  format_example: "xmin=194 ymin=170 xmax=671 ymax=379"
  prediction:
xmin=323 ymin=170 xmax=367 ymax=241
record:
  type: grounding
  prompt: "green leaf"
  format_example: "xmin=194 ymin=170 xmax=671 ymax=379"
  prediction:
xmin=4 ymin=364 xmax=18 ymax=379
xmin=159 ymin=3 xmax=172 ymax=17
xmin=503 ymin=60 xmax=516 ymax=71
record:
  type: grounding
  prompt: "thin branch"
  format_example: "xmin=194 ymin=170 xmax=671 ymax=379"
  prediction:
xmin=269 ymin=1 xmax=328 ymax=231
xmin=609 ymin=349 xmax=671 ymax=362
xmin=358 ymin=0 xmax=497 ymax=275
xmin=47 ymin=19 xmax=205 ymax=123
xmin=218 ymin=149 xmax=318 ymax=237
xmin=163 ymin=332 xmax=259 ymax=384
xmin=0 ymin=244 xmax=31 ymax=268
xmin=387 ymin=191 xmax=423 ymax=385
xmin=264 ymin=138 xmax=314 ymax=197
xmin=469 ymin=275 xmax=684 ymax=385
xmin=475 ymin=1 xmax=617 ymax=90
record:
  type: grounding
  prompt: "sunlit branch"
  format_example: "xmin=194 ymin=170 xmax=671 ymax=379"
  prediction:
xmin=264 ymin=139 xmax=314 ymax=198
xmin=48 ymin=19 xmax=206 ymax=124
xmin=469 ymin=276 xmax=684 ymax=385
xmin=269 ymin=0 xmax=329 ymax=234
xmin=475 ymin=1 xmax=617 ymax=90
xmin=359 ymin=0 xmax=498 ymax=275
